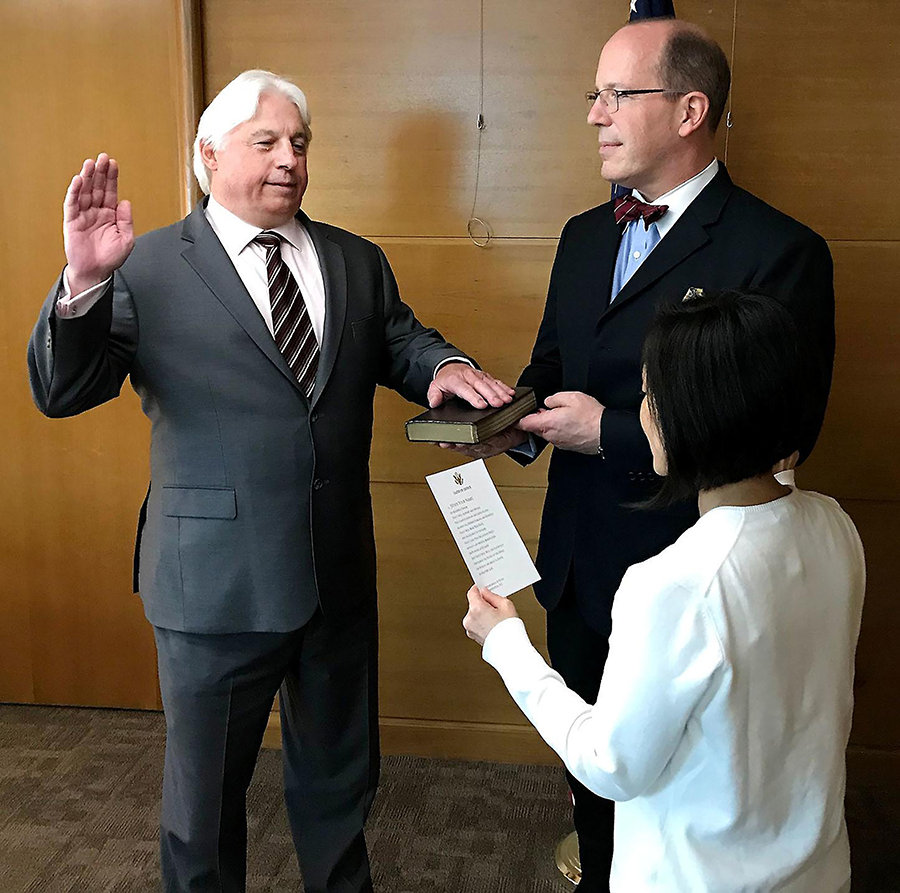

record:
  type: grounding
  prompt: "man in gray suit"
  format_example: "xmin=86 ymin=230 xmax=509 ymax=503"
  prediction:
xmin=28 ymin=69 xmax=512 ymax=893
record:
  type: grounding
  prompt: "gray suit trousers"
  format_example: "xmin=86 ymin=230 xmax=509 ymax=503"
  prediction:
xmin=154 ymin=608 xmax=379 ymax=893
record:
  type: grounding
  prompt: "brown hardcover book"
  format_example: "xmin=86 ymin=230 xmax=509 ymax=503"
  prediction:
xmin=405 ymin=386 xmax=537 ymax=444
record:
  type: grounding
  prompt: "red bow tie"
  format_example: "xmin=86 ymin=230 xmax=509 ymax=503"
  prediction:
xmin=613 ymin=194 xmax=669 ymax=228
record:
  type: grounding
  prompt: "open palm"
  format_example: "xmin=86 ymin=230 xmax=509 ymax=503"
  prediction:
xmin=64 ymin=153 xmax=134 ymax=292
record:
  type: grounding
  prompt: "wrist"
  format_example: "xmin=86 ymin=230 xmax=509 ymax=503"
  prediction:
xmin=433 ymin=358 xmax=472 ymax=380
xmin=66 ymin=268 xmax=110 ymax=296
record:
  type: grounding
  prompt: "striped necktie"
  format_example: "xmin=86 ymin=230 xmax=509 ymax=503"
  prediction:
xmin=253 ymin=231 xmax=319 ymax=399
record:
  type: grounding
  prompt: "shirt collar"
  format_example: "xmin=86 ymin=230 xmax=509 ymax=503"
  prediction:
xmin=205 ymin=195 xmax=305 ymax=255
xmin=632 ymin=158 xmax=719 ymax=239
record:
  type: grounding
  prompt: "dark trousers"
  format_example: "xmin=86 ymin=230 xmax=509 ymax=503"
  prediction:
xmin=153 ymin=608 xmax=379 ymax=893
xmin=546 ymin=576 xmax=614 ymax=893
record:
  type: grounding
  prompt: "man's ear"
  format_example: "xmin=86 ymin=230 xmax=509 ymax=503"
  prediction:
xmin=199 ymin=140 xmax=218 ymax=173
xmin=678 ymin=91 xmax=710 ymax=137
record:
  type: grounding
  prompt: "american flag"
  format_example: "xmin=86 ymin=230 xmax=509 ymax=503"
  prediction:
xmin=612 ymin=0 xmax=677 ymax=199
xmin=628 ymin=0 xmax=675 ymax=20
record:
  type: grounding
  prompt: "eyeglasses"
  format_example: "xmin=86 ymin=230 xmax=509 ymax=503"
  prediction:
xmin=585 ymin=88 xmax=683 ymax=113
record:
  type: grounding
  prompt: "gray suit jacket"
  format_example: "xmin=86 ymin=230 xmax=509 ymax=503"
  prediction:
xmin=29 ymin=200 xmax=466 ymax=633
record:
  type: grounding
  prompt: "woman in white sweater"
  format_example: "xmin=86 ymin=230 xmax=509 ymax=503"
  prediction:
xmin=464 ymin=290 xmax=865 ymax=892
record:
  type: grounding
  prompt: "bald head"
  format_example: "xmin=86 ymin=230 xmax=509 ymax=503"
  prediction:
xmin=609 ymin=17 xmax=682 ymax=54
xmin=612 ymin=19 xmax=731 ymax=133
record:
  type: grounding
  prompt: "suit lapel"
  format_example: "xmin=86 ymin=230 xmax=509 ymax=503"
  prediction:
xmin=300 ymin=212 xmax=347 ymax=407
xmin=180 ymin=200 xmax=302 ymax=392
xmin=606 ymin=213 xmax=710 ymax=311
xmin=601 ymin=164 xmax=735 ymax=319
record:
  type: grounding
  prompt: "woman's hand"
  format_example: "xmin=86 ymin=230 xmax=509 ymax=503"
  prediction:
xmin=462 ymin=585 xmax=519 ymax=646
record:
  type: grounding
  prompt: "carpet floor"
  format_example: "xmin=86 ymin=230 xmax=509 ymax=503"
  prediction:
xmin=0 ymin=705 xmax=897 ymax=892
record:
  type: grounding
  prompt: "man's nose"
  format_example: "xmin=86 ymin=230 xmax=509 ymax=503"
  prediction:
xmin=587 ymin=97 xmax=612 ymax=126
xmin=275 ymin=141 xmax=298 ymax=168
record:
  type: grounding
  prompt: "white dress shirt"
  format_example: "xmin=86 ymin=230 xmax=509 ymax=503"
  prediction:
xmin=203 ymin=197 xmax=326 ymax=343
xmin=483 ymin=486 xmax=864 ymax=892
xmin=631 ymin=157 xmax=719 ymax=241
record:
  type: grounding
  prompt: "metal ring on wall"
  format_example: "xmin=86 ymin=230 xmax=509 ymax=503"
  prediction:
xmin=467 ymin=216 xmax=492 ymax=247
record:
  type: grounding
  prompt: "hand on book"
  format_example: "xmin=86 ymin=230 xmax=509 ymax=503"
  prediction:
xmin=463 ymin=585 xmax=519 ymax=647
xmin=427 ymin=362 xmax=515 ymax=410
xmin=517 ymin=391 xmax=605 ymax=454
xmin=439 ymin=426 xmax=527 ymax=458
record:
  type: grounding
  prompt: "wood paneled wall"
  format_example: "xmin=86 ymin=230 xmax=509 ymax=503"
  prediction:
xmin=4 ymin=0 xmax=898 ymax=778
xmin=0 ymin=0 xmax=194 ymax=708
xmin=203 ymin=0 xmax=900 ymax=768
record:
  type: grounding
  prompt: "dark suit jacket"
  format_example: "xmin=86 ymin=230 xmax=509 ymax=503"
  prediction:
xmin=517 ymin=164 xmax=835 ymax=634
xmin=28 ymin=200 xmax=467 ymax=634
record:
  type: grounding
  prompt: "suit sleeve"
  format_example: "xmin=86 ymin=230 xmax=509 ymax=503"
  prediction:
xmin=28 ymin=269 xmax=138 ymax=418
xmin=751 ymin=231 xmax=835 ymax=462
xmin=597 ymin=404 xmax=654 ymax=472
xmin=374 ymin=245 xmax=476 ymax=406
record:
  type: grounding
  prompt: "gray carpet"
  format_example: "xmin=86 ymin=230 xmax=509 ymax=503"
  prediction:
xmin=1 ymin=705 xmax=898 ymax=892
xmin=0 ymin=705 xmax=571 ymax=892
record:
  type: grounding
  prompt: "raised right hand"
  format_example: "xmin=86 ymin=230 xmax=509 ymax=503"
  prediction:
xmin=63 ymin=153 xmax=134 ymax=294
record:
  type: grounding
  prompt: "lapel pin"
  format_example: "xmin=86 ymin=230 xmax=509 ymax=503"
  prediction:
xmin=682 ymin=287 xmax=705 ymax=302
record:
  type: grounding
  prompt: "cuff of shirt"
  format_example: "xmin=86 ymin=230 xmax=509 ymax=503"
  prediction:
xmin=432 ymin=356 xmax=475 ymax=380
xmin=56 ymin=267 xmax=112 ymax=320
xmin=507 ymin=433 xmax=539 ymax=460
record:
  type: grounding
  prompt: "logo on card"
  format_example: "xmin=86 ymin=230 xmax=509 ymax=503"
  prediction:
xmin=453 ymin=472 xmax=464 ymax=486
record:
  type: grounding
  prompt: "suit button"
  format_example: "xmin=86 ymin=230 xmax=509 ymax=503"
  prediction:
xmin=314 ymin=478 xmax=323 ymax=490
xmin=628 ymin=471 xmax=635 ymax=480
xmin=310 ymin=411 xmax=319 ymax=423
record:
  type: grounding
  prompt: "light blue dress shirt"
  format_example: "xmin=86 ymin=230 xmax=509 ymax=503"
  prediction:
xmin=610 ymin=220 xmax=661 ymax=301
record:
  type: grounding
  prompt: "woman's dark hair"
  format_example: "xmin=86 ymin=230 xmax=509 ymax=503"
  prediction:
xmin=642 ymin=289 xmax=817 ymax=506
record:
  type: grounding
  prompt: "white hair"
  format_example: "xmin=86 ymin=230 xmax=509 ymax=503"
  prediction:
xmin=192 ymin=69 xmax=312 ymax=195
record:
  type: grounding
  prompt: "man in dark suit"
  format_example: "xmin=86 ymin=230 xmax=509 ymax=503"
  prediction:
xmin=28 ymin=70 xmax=512 ymax=893
xmin=450 ymin=19 xmax=834 ymax=891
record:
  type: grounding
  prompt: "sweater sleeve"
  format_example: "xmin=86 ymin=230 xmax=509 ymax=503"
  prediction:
xmin=482 ymin=567 xmax=724 ymax=801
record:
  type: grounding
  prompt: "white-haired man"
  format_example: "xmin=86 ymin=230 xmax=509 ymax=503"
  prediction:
xmin=28 ymin=70 xmax=512 ymax=893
